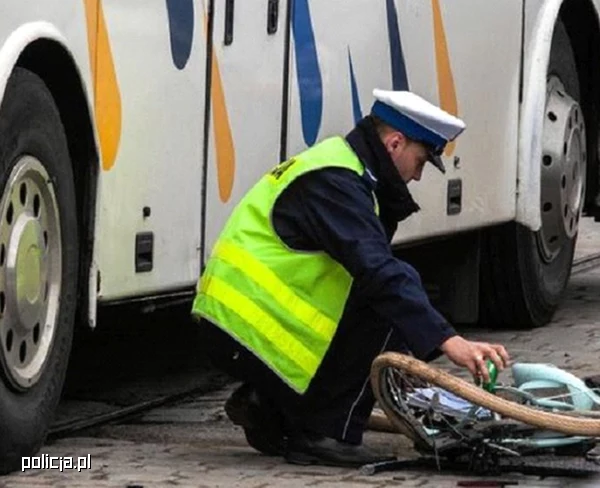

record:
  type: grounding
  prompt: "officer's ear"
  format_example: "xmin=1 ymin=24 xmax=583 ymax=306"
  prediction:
xmin=383 ymin=131 xmax=408 ymax=156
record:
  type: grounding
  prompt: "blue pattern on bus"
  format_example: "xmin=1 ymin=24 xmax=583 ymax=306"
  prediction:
xmin=166 ymin=0 xmax=195 ymax=70
xmin=386 ymin=0 xmax=409 ymax=90
xmin=348 ymin=49 xmax=363 ymax=123
xmin=292 ymin=0 xmax=323 ymax=146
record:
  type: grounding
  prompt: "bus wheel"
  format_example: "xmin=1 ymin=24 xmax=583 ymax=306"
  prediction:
xmin=480 ymin=21 xmax=584 ymax=328
xmin=0 ymin=68 xmax=78 ymax=473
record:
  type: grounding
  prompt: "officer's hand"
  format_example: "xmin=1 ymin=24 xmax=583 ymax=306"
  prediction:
xmin=439 ymin=336 xmax=510 ymax=383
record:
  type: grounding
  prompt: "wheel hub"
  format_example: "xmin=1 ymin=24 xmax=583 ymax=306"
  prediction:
xmin=0 ymin=156 xmax=61 ymax=390
xmin=538 ymin=77 xmax=587 ymax=263
xmin=7 ymin=215 xmax=46 ymax=328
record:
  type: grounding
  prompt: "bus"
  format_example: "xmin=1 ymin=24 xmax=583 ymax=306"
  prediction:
xmin=0 ymin=0 xmax=598 ymax=473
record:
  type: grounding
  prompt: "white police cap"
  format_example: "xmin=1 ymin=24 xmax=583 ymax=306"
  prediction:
xmin=370 ymin=89 xmax=466 ymax=173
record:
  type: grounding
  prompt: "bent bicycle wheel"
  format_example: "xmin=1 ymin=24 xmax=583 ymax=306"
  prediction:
xmin=371 ymin=352 xmax=600 ymax=439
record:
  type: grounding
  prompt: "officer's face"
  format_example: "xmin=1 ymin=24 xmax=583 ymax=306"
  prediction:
xmin=386 ymin=133 xmax=428 ymax=183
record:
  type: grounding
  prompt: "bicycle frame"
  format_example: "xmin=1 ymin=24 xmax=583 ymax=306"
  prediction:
xmin=368 ymin=354 xmax=600 ymax=477
xmin=385 ymin=362 xmax=600 ymax=452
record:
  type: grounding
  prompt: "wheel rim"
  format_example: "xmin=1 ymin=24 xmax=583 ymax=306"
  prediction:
xmin=0 ymin=156 xmax=62 ymax=390
xmin=538 ymin=77 xmax=587 ymax=263
xmin=376 ymin=366 xmax=436 ymax=452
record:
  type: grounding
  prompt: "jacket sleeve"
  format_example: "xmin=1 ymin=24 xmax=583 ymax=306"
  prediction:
xmin=272 ymin=168 xmax=457 ymax=361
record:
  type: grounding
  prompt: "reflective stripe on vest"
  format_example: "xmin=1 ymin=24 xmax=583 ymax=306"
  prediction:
xmin=212 ymin=241 xmax=337 ymax=339
xmin=192 ymin=137 xmax=378 ymax=393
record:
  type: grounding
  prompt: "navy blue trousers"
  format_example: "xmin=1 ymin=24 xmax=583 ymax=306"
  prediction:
xmin=198 ymin=301 xmax=409 ymax=444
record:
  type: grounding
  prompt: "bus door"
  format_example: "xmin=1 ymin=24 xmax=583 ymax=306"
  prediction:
xmin=94 ymin=0 xmax=208 ymax=298
xmin=203 ymin=0 xmax=289 ymax=260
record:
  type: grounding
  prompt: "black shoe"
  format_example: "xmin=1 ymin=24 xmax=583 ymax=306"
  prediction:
xmin=224 ymin=383 xmax=286 ymax=456
xmin=285 ymin=432 xmax=395 ymax=468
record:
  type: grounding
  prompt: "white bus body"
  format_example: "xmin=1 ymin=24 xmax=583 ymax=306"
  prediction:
xmin=0 ymin=0 xmax=599 ymax=471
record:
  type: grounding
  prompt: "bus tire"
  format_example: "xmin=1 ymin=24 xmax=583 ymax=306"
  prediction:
xmin=480 ymin=21 xmax=583 ymax=328
xmin=0 ymin=68 xmax=78 ymax=473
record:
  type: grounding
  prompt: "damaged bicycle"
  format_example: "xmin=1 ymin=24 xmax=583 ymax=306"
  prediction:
xmin=365 ymin=352 xmax=600 ymax=478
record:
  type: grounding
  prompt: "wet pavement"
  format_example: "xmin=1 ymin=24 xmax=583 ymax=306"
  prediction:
xmin=1 ymin=218 xmax=600 ymax=487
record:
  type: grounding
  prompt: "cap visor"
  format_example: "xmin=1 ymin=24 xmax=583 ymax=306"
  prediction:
xmin=429 ymin=153 xmax=446 ymax=174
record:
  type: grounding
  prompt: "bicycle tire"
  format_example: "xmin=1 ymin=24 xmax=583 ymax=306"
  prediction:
xmin=371 ymin=352 xmax=600 ymax=437
xmin=370 ymin=369 xmax=435 ymax=450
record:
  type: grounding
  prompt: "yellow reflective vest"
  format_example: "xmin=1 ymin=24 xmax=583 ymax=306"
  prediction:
xmin=192 ymin=137 xmax=378 ymax=393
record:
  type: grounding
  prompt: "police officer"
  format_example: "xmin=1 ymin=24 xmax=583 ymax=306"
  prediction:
xmin=192 ymin=89 xmax=510 ymax=467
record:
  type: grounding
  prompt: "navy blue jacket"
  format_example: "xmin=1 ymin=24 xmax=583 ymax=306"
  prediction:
xmin=272 ymin=116 xmax=456 ymax=361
